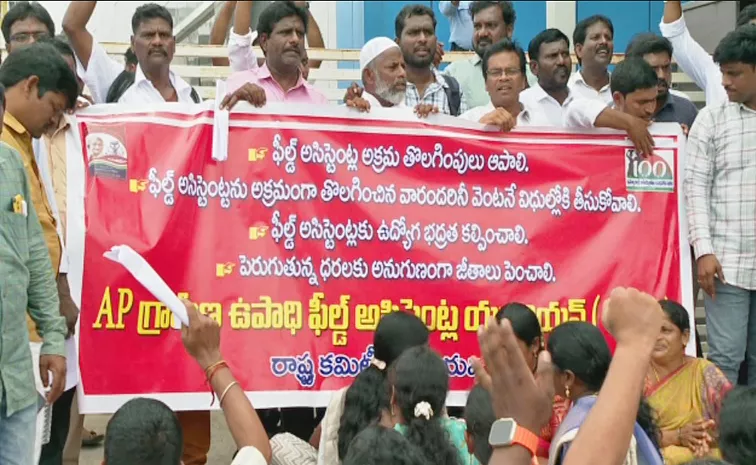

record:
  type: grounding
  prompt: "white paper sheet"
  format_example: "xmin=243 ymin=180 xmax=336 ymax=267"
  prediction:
xmin=212 ymin=79 xmax=229 ymax=162
xmin=103 ymin=245 xmax=188 ymax=328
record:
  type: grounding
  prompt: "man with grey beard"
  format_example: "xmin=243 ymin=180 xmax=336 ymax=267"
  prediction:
xmin=347 ymin=37 xmax=438 ymax=117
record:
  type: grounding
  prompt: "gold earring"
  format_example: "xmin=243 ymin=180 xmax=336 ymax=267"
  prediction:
xmin=565 ymin=386 xmax=571 ymax=399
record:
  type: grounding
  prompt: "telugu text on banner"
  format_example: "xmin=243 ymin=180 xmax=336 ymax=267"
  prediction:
xmin=67 ymin=104 xmax=693 ymax=414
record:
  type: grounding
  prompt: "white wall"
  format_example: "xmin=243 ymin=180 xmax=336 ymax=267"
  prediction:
xmin=38 ymin=1 xmax=159 ymax=42
xmin=35 ymin=1 xmax=338 ymax=45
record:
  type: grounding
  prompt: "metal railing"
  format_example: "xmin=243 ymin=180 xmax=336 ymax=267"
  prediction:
xmin=99 ymin=43 xmax=706 ymax=105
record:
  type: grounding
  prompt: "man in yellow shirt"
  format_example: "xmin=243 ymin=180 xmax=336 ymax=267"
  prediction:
xmin=0 ymin=40 xmax=79 ymax=464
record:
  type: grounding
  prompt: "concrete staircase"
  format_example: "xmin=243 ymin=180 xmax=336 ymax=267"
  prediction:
xmin=695 ymin=291 xmax=708 ymax=356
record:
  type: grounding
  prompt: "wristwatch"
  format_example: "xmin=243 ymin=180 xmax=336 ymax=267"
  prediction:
xmin=488 ymin=418 xmax=539 ymax=457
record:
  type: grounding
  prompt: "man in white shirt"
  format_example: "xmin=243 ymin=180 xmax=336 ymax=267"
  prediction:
xmin=62 ymin=3 xmax=210 ymax=464
xmin=660 ymin=1 xmax=756 ymax=106
xmin=460 ymin=39 xmax=551 ymax=129
xmin=62 ymin=1 xmax=198 ymax=104
xmin=568 ymin=15 xmax=614 ymax=105
xmin=520 ymin=28 xmax=574 ymax=126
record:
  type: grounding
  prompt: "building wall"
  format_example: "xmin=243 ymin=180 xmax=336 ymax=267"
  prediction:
xmin=682 ymin=0 xmax=739 ymax=52
xmin=12 ymin=1 xmax=337 ymax=46
xmin=334 ymin=1 xmax=671 ymax=55
xmin=4 ymin=1 xmax=736 ymax=62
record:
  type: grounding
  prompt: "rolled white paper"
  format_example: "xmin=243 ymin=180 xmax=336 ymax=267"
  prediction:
xmin=212 ymin=79 xmax=229 ymax=162
xmin=103 ymin=245 xmax=189 ymax=328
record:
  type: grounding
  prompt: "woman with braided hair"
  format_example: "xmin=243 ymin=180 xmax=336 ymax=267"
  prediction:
xmin=389 ymin=345 xmax=476 ymax=465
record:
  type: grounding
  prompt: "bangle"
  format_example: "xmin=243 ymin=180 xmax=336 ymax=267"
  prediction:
xmin=219 ymin=381 xmax=239 ymax=405
xmin=205 ymin=361 xmax=228 ymax=384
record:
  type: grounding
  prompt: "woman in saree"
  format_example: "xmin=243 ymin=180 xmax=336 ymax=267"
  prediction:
xmin=547 ymin=321 xmax=663 ymax=465
xmin=493 ymin=303 xmax=570 ymax=463
xmin=644 ymin=300 xmax=733 ymax=465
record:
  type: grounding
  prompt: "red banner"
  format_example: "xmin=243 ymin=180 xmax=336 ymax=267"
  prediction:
xmin=70 ymin=105 xmax=692 ymax=413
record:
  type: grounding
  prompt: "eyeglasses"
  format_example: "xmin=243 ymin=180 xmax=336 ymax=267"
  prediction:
xmin=10 ymin=31 xmax=50 ymax=43
xmin=487 ymin=68 xmax=522 ymax=78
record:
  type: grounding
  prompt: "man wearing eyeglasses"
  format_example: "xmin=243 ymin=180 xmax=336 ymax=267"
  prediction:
xmin=459 ymin=39 xmax=550 ymax=130
xmin=1 ymin=1 xmax=54 ymax=53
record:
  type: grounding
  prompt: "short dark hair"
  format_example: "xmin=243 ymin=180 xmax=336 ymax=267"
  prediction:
xmin=131 ymin=3 xmax=174 ymax=34
xmin=625 ymin=33 xmax=673 ymax=59
xmin=257 ymin=1 xmax=309 ymax=38
xmin=465 ymin=385 xmax=496 ymax=464
xmin=470 ymin=1 xmax=516 ymax=27
xmin=0 ymin=83 xmax=6 ymax=109
xmin=0 ymin=42 xmax=78 ymax=109
xmin=1 ymin=1 xmax=55 ymax=43
xmin=104 ymin=398 xmax=183 ymax=465
xmin=737 ymin=5 xmax=756 ymax=27
xmin=106 ymin=71 xmax=136 ymax=103
xmin=125 ymin=47 xmax=138 ymax=66
xmin=573 ymin=14 xmax=614 ymax=46
xmin=342 ymin=425 xmax=428 ymax=465
xmin=720 ymin=387 xmax=756 ymax=465
xmin=495 ymin=302 xmax=542 ymax=347
xmin=482 ymin=38 xmax=527 ymax=79
xmin=610 ymin=57 xmax=658 ymax=96
xmin=45 ymin=35 xmax=76 ymax=61
xmin=713 ymin=25 xmax=756 ymax=66
xmin=395 ymin=4 xmax=436 ymax=38
xmin=528 ymin=28 xmax=570 ymax=62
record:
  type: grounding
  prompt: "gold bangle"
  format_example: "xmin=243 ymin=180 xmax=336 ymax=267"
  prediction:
xmin=219 ymin=381 xmax=239 ymax=405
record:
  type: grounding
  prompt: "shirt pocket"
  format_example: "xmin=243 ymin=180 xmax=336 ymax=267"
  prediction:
xmin=0 ymin=210 xmax=29 ymax=262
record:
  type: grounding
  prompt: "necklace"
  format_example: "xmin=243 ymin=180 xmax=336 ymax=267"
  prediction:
xmin=651 ymin=358 xmax=686 ymax=382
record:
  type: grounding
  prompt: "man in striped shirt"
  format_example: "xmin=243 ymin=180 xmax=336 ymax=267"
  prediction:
xmin=684 ymin=26 xmax=756 ymax=386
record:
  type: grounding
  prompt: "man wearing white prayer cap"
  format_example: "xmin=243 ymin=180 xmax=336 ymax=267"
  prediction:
xmin=347 ymin=37 xmax=437 ymax=117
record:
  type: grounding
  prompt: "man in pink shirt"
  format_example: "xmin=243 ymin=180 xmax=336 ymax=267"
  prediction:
xmin=221 ymin=1 xmax=327 ymax=109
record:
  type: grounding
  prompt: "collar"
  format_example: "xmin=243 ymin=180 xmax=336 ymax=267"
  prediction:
xmin=258 ymin=63 xmax=308 ymax=91
xmin=407 ymin=67 xmax=448 ymax=90
xmin=3 ymin=112 xmax=27 ymax=135
xmin=528 ymin=82 xmax=573 ymax=104
xmin=518 ymin=105 xmax=531 ymax=122
xmin=134 ymin=64 xmax=191 ymax=93
xmin=738 ymin=102 xmax=756 ymax=114
xmin=655 ymin=92 xmax=676 ymax=113
xmin=46 ymin=114 xmax=72 ymax=139
xmin=571 ymin=70 xmax=611 ymax=91
xmin=470 ymin=54 xmax=482 ymax=66
xmin=432 ymin=67 xmax=449 ymax=88
xmin=529 ymin=83 xmax=550 ymax=101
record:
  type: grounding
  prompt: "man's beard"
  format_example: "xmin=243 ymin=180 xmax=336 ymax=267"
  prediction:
xmin=374 ymin=77 xmax=406 ymax=106
xmin=657 ymin=81 xmax=670 ymax=98
xmin=474 ymin=41 xmax=491 ymax=58
xmin=406 ymin=53 xmax=434 ymax=69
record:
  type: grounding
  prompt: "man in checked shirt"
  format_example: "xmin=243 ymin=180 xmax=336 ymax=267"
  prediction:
xmin=684 ymin=26 xmax=756 ymax=386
